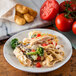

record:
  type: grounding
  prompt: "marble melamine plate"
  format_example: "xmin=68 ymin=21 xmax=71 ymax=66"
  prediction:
xmin=3 ymin=29 xmax=72 ymax=73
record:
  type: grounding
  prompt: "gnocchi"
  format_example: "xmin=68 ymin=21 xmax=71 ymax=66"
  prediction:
xmin=15 ymin=4 xmax=28 ymax=14
xmin=15 ymin=15 xmax=26 ymax=25
xmin=24 ymin=14 xmax=34 ymax=23
xmin=28 ymin=7 xmax=37 ymax=18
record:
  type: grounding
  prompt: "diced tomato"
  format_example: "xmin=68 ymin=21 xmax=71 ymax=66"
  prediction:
xmin=31 ymin=49 xmax=35 ymax=52
xmin=42 ymin=43 xmax=48 ymax=46
xmin=55 ymin=43 xmax=57 ymax=46
xmin=51 ymin=42 xmax=53 ymax=44
xmin=37 ymin=56 xmax=41 ymax=60
xmin=32 ymin=38 xmax=34 ymax=39
xmin=36 ymin=34 xmax=41 ymax=37
xmin=36 ymin=62 xmax=41 ymax=68
xmin=48 ymin=39 xmax=51 ymax=41
xmin=21 ymin=50 xmax=25 ymax=53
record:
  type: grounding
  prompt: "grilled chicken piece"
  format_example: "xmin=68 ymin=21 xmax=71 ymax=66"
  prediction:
xmin=30 ymin=36 xmax=52 ymax=46
xmin=13 ymin=47 xmax=32 ymax=66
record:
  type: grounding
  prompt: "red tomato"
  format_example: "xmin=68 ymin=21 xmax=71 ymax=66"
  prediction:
xmin=31 ymin=49 xmax=35 ymax=52
xmin=59 ymin=1 xmax=76 ymax=13
xmin=71 ymin=4 xmax=76 ymax=11
xmin=40 ymin=0 xmax=59 ymax=21
xmin=55 ymin=13 xmax=73 ymax=32
xmin=72 ymin=21 xmax=76 ymax=34
xmin=36 ymin=62 xmax=41 ymax=68
xmin=36 ymin=34 xmax=41 ymax=37
xmin=42 ymin=43 xmax=48 ymax=46
xmin=37 ymin=56 xmax=41 ymax=60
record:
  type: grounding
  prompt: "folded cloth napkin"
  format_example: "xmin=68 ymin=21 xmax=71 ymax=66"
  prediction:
xmin=0 ymin=0 xmax=17 ymax=22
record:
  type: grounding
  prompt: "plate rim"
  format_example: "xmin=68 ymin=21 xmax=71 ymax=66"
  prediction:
xmin=3 ymin=28 xmax=72 ymax=73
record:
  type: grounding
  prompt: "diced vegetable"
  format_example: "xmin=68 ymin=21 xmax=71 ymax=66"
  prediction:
xmin=51 ymin=42 xmax=53 ymax=44
xmin=36 ymin=62 xmax=41 ymax=68
xmin=41 ymin=34 xmax=44 ymax=36
xmin=31 ymin=49 xmax=35 ymax=52
xmin=37 ymin=56 xmax=41 ymax=60
xmin=26 ymin=47 xmax=44 ymax=56
xmin=26 ymin=52 xmax=37 ymax=55
xmin=42 ymin=43 xmax=48 ymax=46
xmin=41 ymin=34 xmax=46 ymax=36
xmin=11 ymin=38 xmax=20 ymax=49
xmin=36 ymin=34 xmax=41 ymax=37
xmin=31 ymin=34 xmax=37 ymax=38
xmin=36 ymin=47 xmax=44 ymax=56
xmin=55 ymin=43 xmax=57 ymax=46
xmin=31 ymin=34 xmax=41 ymax=38
xmin=48 ymin=39 xmax=51 ymax=41
xmin=32 ymin=38 xmax=34 ymax=39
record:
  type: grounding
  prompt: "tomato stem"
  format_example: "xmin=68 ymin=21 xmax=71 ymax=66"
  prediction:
xmin=63 ymin=1 xmax=76 ymax=20
xmin=64 ymin=1 xmax=71 ymax=9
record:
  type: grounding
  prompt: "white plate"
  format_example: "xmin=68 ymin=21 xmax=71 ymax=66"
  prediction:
xmin=3 ymin=29 xmax=72 ymax=73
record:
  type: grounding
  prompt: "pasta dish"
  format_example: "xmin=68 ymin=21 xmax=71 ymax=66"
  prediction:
xmin=11 ymin=31 xmax=64 ymax=68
